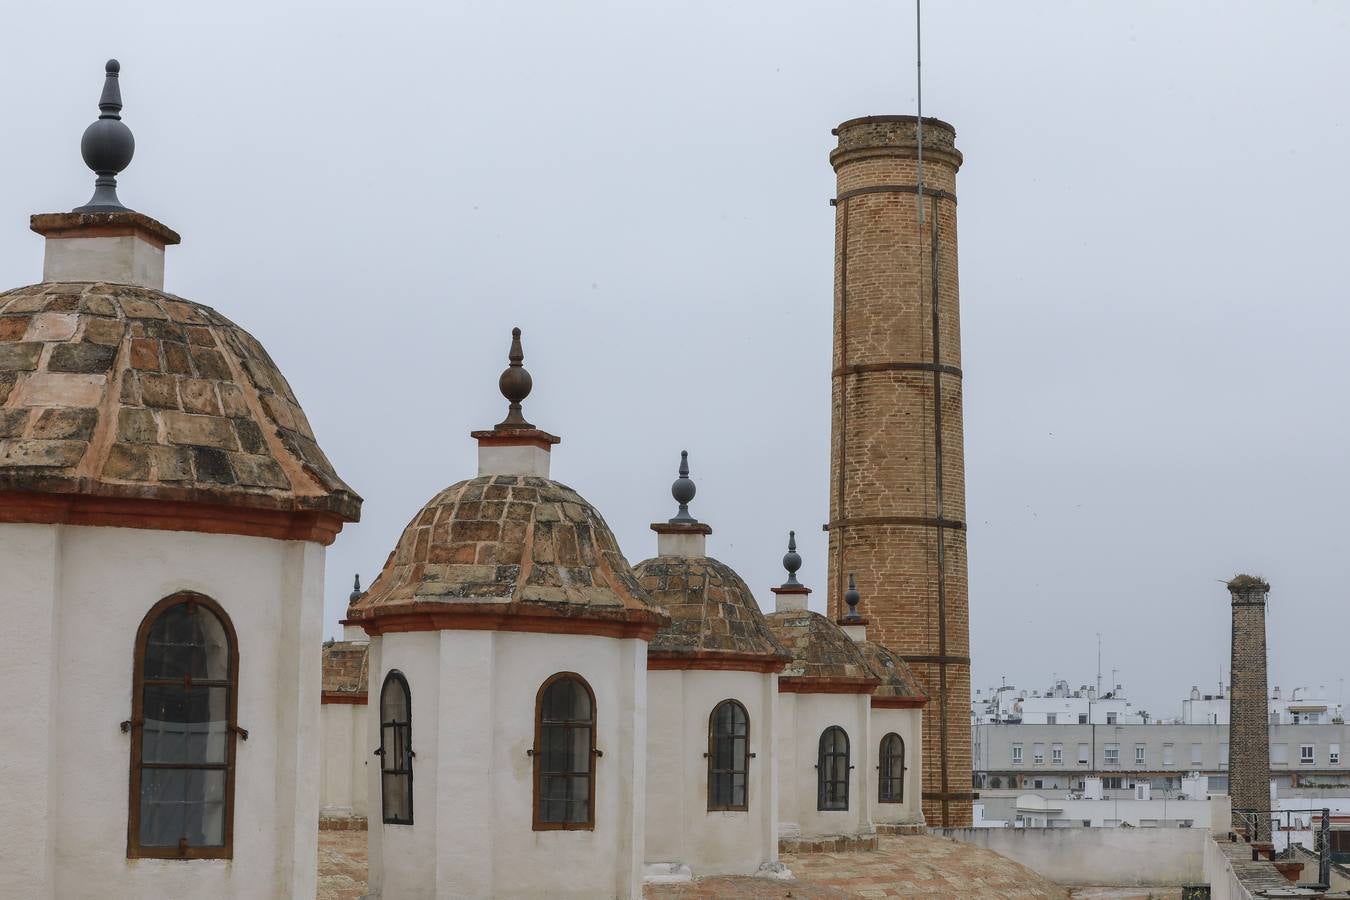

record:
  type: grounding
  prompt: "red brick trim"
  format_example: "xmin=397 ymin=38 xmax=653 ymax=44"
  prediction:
xmin=469 ymin=428 xmax=560 ymax=449
xmin=778 ymin=675 xmax=879 ymax=695
xmin=647 ymin=650 xmax=788 ymax=673
xmin=321 ymin=691 xmax=368 ymax=705
xmin=0 ymin=490 xmax=347 ymax=544
xmin=350 ymin=604 xmax=664 ymax=641
xmin=872 ymin=696 xmax=927 ymax=709
xmin=31 ymin=211 xmax=182 ymax=247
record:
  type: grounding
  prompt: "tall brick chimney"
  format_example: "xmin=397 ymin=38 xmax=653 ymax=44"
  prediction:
xmin=1228 ymin=574 xmax=1272 ymax=841
xmin=826 ymin=116 xmax=971 ymax=826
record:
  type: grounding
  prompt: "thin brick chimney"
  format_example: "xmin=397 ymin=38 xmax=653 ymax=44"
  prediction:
xmin=1227 ymin=574 xmax=1271 ymax=842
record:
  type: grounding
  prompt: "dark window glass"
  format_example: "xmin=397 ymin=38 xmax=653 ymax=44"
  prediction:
xmin=879 ymin=733 xmax=906 ymax=803
xmin=128 ymin=594 xmax=237 ymax=859
xmin=817 ymin=726 xmax=850 ymax=811
xmin=534 ymin=674 xmax=595 ymax=829
xmin=708 ymin=700 xmax=750 ymax=811
xmin=379 ymin=671 xmax=414 ymax=825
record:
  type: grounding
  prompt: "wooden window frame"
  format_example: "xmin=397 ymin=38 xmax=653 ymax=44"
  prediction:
xmin=532 ymin=672 xmax=597 ymax=831
xmin=878 ymin=732 xmax=905 ymax=803
xmin=378 ymin=670 xmax=414 ymax=825
xmin=707 ymin=699 xmax=750 ymax=812
xmin=127 ymin=591 xmax=239 ymax=860
xmin=817 ymin=726 xmax=850 ymax=811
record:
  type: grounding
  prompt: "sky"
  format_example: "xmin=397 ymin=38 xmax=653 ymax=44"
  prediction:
xmin=2 ymin=1 xmax=1347 ymax=720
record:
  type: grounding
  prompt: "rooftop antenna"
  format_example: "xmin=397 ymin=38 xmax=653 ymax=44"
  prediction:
xmin=915 ymin=0 xmax=924 ymax=226
xmin=1096 ymin=632 xmax=1102 ymax=698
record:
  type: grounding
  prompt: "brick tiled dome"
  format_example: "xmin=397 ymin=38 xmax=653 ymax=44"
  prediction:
xmin=634 ymin=555 xmax=790 ymax=670
xmin=762 ymin=610 xmax=879 ymax=690
xmin=856 ymin=640 xmax=926 ymax=703
xmin=349 ymin=475 xmax=668 ymax=638
xmin=0 ymin=282 xmax=359 ymax=539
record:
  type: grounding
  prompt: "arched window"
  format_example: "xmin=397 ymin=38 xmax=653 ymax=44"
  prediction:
xmin=817 ymin=726 xmax=850 ymax=811
xmin=378 ymin=671 xmax=413 ymax=825
xmin=534 ymin=673 xmax=596 ymax=830
xmin=879 ymin=733 xmax=906 ymax=803
xmin=708 ymin=700 xmax=750 ymax=811
xmin=127 ymin=592 xmax=238 ymax=859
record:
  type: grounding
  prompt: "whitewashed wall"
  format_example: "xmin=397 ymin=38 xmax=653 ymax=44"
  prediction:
xmin=869 ymin=706 xmax=923 ymax=826
xmin=774 ymin=691 xmax=873 ymax=840
xmin=366 ymin=629 xmax=648 ymax=899
xmin=644 ymin=668 xmax=778 ymax=876
xmin=320 ymin=699 xmax=369 ymax=819
xmin=0 ymin=522 xmax=325 ymax=900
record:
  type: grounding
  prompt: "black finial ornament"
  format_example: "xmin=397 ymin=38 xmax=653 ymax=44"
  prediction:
xmin=781 ymin=531 xmax=802 ymax=587
xmin=844 ymin=573 xmax=862 ymax=621
xmin=74 ymin=59 xmax=136 ymax=213
xmin=349 ymin=574 xmax=363 ymax=606
xmin=495 ymin=327 xmax=534 ymax=429
xmin=669 ymin=450 xmax=697 ymax=524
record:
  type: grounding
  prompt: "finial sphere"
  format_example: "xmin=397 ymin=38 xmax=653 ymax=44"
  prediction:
xmin=844 ymin=572 xmax=862 ymax=620
xmin=668 ymin=449 xmax=698 ymax=524
xmin=494 ymin=326 xmax=534 ymax=428
xmin=75 ymin=57 xmax=135 ymax=213
xmin=781 ymin=530 xmax=802 ymax=586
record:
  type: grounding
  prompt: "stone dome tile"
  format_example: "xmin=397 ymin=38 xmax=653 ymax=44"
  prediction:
xmin=635 ymin=555 xmax=791 ymax=668
xmin=349 ymin=475 xmax=667 ymax=638
xmin=0 ymin=282 xmax=359 ymax=537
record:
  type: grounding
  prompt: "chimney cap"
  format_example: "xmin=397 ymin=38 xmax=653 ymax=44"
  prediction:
xmin=1227 ymin=574 xmax=1270 ymax=593
xmin=74 ymin=59 xmax=136 ymax=214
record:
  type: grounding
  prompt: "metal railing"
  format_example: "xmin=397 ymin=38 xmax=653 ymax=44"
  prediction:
xmin=1232 ymin=806 xmax=1331 ymax=886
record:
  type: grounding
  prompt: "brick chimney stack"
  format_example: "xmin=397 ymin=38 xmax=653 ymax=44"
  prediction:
xmin=827 ymin=115 xmax=970 ymax=826
xmin=1227 ymin=574 xmax=1272 ymax=841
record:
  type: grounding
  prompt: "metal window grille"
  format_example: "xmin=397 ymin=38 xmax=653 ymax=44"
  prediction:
xmin=817 ymin=727 xmax=850 ymax=811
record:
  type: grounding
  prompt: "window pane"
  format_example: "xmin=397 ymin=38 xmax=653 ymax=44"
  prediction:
xmin=139 ymin=768 xmax=225 ymax=847
xmin=141 ymin=685 xmax=229 ymax=764
xmin=382 ymin=773 xmax=410 ymax=822
xmin=144 ymin=604 xmax=229 ymax=680
xmin=569 ymin=727 xmax=591 ymax=774
xmin=732 ymin=773 xmax=746 ymax=807
xmin=381 ymin=677 xmax=409 ymax=722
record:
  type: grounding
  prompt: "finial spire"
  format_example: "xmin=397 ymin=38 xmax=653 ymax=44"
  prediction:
xmin=843 ymin=573 xmax=862 ymax=621
xmin=781 ymin=530 xmax=802 ymax=587
xmin=669 ymin=450 xmax=697 ymax=524
xmin=349 ymin=574 xmax=363 ymax=605
xmin=74 ymin=59 xmax=136 ymax=213
xmin=495 ymin=326 xmax=534 ymax=429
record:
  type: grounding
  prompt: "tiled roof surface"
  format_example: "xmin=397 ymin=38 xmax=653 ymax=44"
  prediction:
xmin=634 ymin=555 xmax=790 ymax=662
xmin=0 ymin=282 xmax=359 ymax=518
xmin=856 ymin=640 xmax=927 ymax=700
xmin=321 ymin=641 xmax=369 ymax=695
xmin=350 ymin=475 xmax=665 ymax=623
xmin=762 ymin=610 xmax=876 ymax=682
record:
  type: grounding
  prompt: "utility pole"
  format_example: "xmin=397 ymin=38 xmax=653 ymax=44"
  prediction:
xmin=1096 ymin=632 xmax=1102 ymax=698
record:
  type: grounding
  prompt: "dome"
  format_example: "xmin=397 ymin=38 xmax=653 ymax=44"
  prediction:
xmin=349 ymin=474 xmax=667 ymax=638
xmin=762 ymin=609 xmax=879 ymax=691
xmin=0 ymin=281 xmax=360 ymax=540
xmin=321 ymin=640 xmax=370 ymax=700
xmin=856 ymin=640 xmax=926 ymax=705
xmin=634 ymin=554 xmax=790 ymax=669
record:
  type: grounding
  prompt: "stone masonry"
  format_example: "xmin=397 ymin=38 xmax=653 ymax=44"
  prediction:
xmin=826 ymin=116 xmax=971 ymax=826
xmin=1228 ymin=574 xmax=1272 ymax=841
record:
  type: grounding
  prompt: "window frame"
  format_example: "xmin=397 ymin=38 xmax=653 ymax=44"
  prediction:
xmin=816 ymin=726 xmax=850 ymax=811
xmin=126 ymin=591 xmax=239 ymax=861
xmin=1301 ymin=744 xmax=1316 ymax=765
xmin=878 ymin=732 xmax=906 ymax=803
xmin=533 ymin=672 xmax=597 ymax=831
xmin=707 ymin=699 xmax=750 ymax=812
xmin=378 ymin=670 xmax=414 ymax=826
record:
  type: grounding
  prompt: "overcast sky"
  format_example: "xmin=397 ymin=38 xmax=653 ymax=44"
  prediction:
xmin=3 ymin=1 xmax=1347 ymax=719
